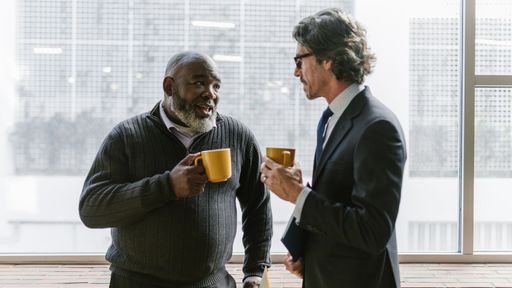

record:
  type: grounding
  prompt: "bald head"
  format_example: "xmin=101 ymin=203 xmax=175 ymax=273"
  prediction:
xmin=164 ymin=51 xmax=218 ymax=78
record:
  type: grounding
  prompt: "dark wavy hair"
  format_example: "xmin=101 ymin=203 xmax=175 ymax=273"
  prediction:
xmin=293 ymin=8 xmax=376 ymax=84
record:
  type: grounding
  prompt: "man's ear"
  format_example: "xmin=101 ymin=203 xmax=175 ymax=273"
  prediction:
xmin=163 ymin=76 xmax=174 ymax=96
xmin=322 ymin=59 xmax=332 ymax=71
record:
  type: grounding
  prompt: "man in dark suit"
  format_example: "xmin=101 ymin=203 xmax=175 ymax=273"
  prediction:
xmin=260 ymin=8 xmax=407 ymax=288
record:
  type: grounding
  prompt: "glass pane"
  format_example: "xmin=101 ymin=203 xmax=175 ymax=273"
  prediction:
xmin=1 ymin=0 xmax=463 ymax=255
xmin=356 ymin=0 xmax=462 ymax=253
xmin=476 ymin=0 xmax=512 ymax=75
xmin=0 ymin=0 xmax=351 ymax=254
xmin=474 ymin=87 xmax=512 ymax=252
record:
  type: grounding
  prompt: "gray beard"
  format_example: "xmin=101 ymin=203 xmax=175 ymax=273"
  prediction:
xmin=169 ymin=95 xmax=217 ymax=134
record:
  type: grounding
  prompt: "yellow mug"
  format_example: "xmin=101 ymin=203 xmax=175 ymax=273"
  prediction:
xmin=266 ymin=147 xmax=295 ymax=167
xmin=194 ymin=148 xmax=232 ymax=183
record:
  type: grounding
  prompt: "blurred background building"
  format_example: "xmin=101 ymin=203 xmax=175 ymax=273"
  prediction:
xmin=1 ymin=0 xmax=511 ymax=254
xmin=11 ymin=0 xmax=354 ymax=177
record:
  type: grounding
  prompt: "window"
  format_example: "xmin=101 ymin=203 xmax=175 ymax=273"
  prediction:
xmin=473 ymin=0 xmax=512 ymax=253
xmin=0 ymin=0 xmax=511 ymax=258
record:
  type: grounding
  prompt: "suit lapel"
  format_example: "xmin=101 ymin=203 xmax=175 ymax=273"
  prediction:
xmin=312 ymin=89 xmax=369 ymax=183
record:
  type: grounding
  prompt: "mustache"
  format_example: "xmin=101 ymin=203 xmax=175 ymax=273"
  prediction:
xmin=195 ymin=99 xmax=216 ymax=108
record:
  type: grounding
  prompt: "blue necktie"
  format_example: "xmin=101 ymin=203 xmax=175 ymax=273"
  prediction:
xmin=315 ymin=107 xmax=333 ymax=168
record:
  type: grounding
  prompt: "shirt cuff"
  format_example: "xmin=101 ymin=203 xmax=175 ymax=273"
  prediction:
xmin=292 ymin=186 xmax=312 ymax=224
xmin=244 ymin=276 xmax=262 ymax=284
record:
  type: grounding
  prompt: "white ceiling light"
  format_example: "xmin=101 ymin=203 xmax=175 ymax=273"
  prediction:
xmin=213 ymin=54 xmax=242 ymax=62
xmin=191 ymin=21 xmax=235 ymax=29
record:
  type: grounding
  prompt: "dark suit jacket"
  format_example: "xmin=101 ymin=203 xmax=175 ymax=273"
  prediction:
xmin=299 ymin=87 xmax=406 ymax=287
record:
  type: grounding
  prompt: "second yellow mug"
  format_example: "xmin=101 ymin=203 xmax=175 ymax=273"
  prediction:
xmin=266 ymin=147 xmax=295 ymax=167
xmin=194 ymin=148 xmax=232 ymax=183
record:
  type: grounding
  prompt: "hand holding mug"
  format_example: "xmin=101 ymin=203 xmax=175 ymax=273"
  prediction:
xmin=260 ymin=147 xmax=304 ymax=203
xmin=170 ymin=153 xmax=208 ymax=198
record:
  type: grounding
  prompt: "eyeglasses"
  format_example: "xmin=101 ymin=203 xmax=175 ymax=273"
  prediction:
xmin=293 ymin=53 xmax=313 ymax=69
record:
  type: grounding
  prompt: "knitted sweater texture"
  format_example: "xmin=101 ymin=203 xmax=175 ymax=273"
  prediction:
xmin=79 ymin=103 xmax=272 ymax=287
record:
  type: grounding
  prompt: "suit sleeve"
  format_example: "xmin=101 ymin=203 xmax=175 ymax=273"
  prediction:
xmin=236 ymin=134 xmax=273 ymax=279
xmin=79 ymin=127 xmax=175 ymax=228
xmin=300 ymin=119 xmax=406 ymax=254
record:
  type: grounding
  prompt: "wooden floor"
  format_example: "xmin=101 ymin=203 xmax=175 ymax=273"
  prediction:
xmin=0 ymin=263 xmax=512 ymax=287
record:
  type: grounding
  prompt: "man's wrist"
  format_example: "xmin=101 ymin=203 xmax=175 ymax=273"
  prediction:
xmin=292 ymin=186 xmax=312 ymax=223
xmin=291 ymin=183 xmax=305 ymax=203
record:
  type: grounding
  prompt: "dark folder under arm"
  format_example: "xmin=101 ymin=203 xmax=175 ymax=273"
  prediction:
xmin=281 ymin=216 xmax=305 ymax=260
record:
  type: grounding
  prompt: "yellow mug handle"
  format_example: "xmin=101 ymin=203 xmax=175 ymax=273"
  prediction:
xmin=282 ymin=151 xmax=291 ymax=167
xmin=194 ymin=155 xmax=203 ymax=166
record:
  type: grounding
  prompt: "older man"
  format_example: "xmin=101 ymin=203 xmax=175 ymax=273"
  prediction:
xmin=80 ymin=51 xmax=272 ymax=288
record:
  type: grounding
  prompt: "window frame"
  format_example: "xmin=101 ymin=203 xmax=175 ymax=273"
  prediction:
xmin=2 ymin=0 xmax=512 ymax=264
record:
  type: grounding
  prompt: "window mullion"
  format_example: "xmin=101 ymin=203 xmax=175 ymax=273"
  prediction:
xmin=461 ymin=0 xmax=476 ymax=256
